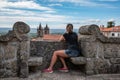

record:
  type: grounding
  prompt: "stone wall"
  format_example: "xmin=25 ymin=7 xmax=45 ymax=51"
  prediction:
xmin=30 ymin=41 xmax=82 ymax=70
xmin=0 ymin=21 xmax=30 ymax=78
xmin=30 ymin=41 xmax=66 ymax=69
xmin=79 ymin=24 xmax=120 ymax=74
xmin=30 ymin=24 xmax=120 ymax=75
xmin=0 ymin=42 xmax=19 ymax=77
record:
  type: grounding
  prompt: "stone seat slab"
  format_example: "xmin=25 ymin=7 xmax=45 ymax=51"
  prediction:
xmin=28 ymin=57 xmax=43 ymax=66
xmin=70 ymin=57 xmax=86 ymax=65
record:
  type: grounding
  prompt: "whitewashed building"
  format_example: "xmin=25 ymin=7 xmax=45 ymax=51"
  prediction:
xmin=100 ymin=26 xmax=120 ymax=37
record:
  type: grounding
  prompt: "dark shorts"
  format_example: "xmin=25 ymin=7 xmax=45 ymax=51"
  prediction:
xmin=65 ymin=49 xmax=79 ymax=57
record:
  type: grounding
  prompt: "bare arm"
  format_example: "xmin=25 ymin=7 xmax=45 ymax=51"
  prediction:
xmin=59 ymin=35 xmax=65 ymax=42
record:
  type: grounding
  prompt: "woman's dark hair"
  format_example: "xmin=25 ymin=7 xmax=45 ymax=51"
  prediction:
xmin=66 ymin=23 xmax=73 ymax=29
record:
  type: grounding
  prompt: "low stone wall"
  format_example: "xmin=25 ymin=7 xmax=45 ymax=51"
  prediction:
xmin=30 ymin=41 xmax=65 ymax=69
xmin=30 ymin=40 xmax=84 ymax=70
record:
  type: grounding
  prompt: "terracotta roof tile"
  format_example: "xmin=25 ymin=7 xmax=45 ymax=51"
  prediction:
xmin=100 ymin=26 xmax=120 ymax=32
xmin=43 ymin=34 xmax=62 ymax=41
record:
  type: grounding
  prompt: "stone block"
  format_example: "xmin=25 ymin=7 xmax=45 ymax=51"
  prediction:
xmin=104 ymin=44 xmax=120 ymax=58
xmin=28 ymin=57 xmax=43 ymax=66
xmin=110 ymin=64 xmax=120 ymax=73
xmin=94 ymin=58 xmax=111 ymax=74
xmin=110 ymin=58 xmax=120 ymax=64
xmin=81 ymin=42 xmax=98 ymax=58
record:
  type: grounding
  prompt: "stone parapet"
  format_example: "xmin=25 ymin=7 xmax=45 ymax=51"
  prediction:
xmin=0 ymin=21 xmax=30 ymax=78
xmin=1 ymin=22 xmax=120 ymax=78
xmin=78 ymin=24 xmax=120 ymax=74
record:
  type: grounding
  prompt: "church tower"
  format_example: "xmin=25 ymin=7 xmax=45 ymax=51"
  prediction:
xmin=44 ymin=24 xmax=50 ymax=34
xmin=37 ymin=23 xmax=43 ymax=37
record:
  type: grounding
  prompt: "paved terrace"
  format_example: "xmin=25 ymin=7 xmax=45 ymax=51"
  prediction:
xmin=1 ymin=71 xmax=120 ymax=80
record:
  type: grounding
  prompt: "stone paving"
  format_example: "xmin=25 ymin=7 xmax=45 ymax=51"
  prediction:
xmin=1 ymin=70 xmax=120 ymax=80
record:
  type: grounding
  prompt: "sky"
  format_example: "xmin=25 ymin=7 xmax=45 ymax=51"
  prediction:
xmin=0 ymin=0 xmax=120 ymax=29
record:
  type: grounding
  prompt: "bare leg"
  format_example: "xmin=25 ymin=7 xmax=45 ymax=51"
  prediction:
xmin=48 ymin=50 xmax=68 ymax=70
xmin=59 ymin=57 xmax=68 ymax=69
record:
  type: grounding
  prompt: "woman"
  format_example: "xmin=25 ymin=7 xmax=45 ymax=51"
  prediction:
xmin=43 ymin=23 xmax=80 ymax=73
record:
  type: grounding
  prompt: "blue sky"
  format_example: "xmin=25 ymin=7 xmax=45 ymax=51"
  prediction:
xmin=0 ymin=0 xmax=120 ymax=29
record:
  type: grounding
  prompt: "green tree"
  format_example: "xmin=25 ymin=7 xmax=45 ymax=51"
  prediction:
xmin=107 ymin=21 xmax=115 ymax=28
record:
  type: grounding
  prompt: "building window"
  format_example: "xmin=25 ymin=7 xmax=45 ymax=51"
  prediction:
xmin=112 ymin=33 xmax=114 ymax=36
xmin=118 ymin=33 xmax=120 ymax=37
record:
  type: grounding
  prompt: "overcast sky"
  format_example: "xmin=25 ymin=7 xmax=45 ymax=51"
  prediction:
xmin=0 ymin=0 xmax=120 ymax=29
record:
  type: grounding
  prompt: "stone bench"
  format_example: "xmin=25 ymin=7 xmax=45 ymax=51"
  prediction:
xmin=28 ymin=57 xmax=43 ymax=73
xmin=28 ymin=57 xmax=43 ymax=66
xmin=70 ymin=57 xmax=86 ymax=65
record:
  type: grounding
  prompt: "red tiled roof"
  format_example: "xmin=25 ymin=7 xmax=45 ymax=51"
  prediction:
xmin=100 ymin=26 xmax=120 ymax=32
xmin=43 ymin=34 xmax=62 ymax=41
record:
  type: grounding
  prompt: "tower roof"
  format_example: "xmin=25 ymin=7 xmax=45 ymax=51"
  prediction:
xmin=44 ymin=24 xmax=49 ymax=30
xmin=38 ymin=23 xmax=43 ymax=30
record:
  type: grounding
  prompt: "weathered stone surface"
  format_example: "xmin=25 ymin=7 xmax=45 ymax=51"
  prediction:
xmin=94 ymin=58 xmax=111 ymax=74
xmin=104 ymin=44 xmax=120 ymax=58
xmin=110 ymin=64 xmax=120 ymax=73
xmin=28 ymin=57 xmax=43 ymax=66
xmin=81 ymin=42 xmax=98 ymax=57
xmin=0 ymin=30 xmax=15 ymax=42
xmin=0 ymin=21 xmax=30 ymax=78
xmin=85 ymin=58 xmax=95 ymax=75
xmin=70 ymin=57 xmax=86 ymax=65
xmin=110 ymin=58 xmax=120 ymax=64
xmin=13 ymin=21 xmax=30 ymax=41
xmin=30 ymin=41 xmax=66 ymax=70
xmin=78 ymin=24 xmax=120 ymax=74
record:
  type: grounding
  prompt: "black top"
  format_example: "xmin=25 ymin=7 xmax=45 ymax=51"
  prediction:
xmin=63 ymin=32 xmax=79 ymax=51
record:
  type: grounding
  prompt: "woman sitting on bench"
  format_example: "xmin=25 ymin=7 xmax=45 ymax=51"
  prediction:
xmin=43 ymin=23 xmax=80 ymax=73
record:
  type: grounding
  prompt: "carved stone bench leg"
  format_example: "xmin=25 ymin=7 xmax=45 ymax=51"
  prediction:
xmin=85 ymin=58 xmax=95 ymax=75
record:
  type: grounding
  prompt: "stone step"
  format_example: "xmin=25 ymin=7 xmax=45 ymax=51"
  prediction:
xmin=28 ymin=57 xmax=43 ymax=66
xmin=70 ymin=57 xmax=86 ymax=65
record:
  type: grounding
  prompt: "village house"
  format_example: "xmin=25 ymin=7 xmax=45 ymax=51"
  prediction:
xmin=100 ymin=25 xmax=120 ymax=37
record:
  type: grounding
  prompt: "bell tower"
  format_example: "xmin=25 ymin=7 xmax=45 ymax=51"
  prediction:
xmin=37 ymin=23 xmax=43 ymax=37
xmin=44 ymin=24 xmax=49 ymax=34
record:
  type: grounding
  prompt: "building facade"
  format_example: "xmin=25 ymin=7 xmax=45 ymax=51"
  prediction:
xmin=100 ymin=26 xmax=120 ymax=37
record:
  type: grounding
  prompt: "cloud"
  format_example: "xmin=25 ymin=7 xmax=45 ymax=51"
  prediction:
xmin=0 ymin=14 xmax=67 ymax=22
xmin=48 ymin=3 xmax=63 ymax=7
xmin=0 ymin=0 xmax=53 ymax=11
xmin=87 ymin=19 xmax=101 ymax=23
xmin=108 ymin=18 xmax=115 ymax=22
xmin=49 ymin=0 xmax=116 ymax=8
xmin=0 ymin=8 xmax=36 ymax=16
